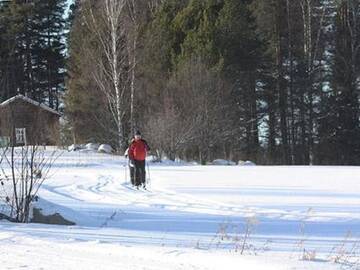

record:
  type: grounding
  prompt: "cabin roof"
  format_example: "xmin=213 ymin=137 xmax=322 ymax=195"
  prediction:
xmin=0 ymin=95 xmax=61 ymax=117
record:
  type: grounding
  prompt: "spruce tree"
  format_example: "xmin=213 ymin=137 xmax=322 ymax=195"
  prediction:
xmin=331 ymin=0 xmax=360 ymax=164
xmin=32 ymin=0 xmax=67 ymax=109
xmin=0 ymin=0 xmax=67 ymax=110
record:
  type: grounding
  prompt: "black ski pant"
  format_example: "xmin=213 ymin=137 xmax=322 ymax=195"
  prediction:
xmin=131 ymin=160 xmax=146 ymax=187
xmin=129 ymin=165 xmax=135 ymax=186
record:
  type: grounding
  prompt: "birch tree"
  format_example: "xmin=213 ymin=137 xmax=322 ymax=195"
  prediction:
xmin=84 ymin=0 xmax=128 ymax=151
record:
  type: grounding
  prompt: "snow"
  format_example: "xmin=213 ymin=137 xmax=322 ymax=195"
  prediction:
xmin=239 ymin=160 xmax=256 ymax=166
xmin=212 ymin=159 xmax=236 ymax=165
xmin=68 ymin=144 xmax=83 ymax=151
xmin=0 ymin=150 xmax=359 ymax=269
xmin=97 ymin=144 xmax=113 ymax=154
xmin=86 ymin=143 xmax=100 ymax=151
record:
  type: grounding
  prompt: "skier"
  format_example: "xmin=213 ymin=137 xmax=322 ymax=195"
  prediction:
xmin=127 ymin=130 xmax=150 ymax=189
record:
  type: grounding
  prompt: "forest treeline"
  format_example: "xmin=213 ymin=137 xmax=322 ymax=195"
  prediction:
xmin=1 ymin=0 xmax=360 ymax=165
xmin=0 ymin=0 xmax=67 ymax=110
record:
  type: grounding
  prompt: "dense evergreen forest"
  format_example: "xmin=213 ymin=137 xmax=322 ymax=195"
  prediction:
xmin=0 ymin=0 xmax=67 ymax=110
xmin=1 ymin=0 xmax=359 ymax=165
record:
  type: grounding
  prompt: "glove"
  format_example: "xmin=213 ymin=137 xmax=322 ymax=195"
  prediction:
xmin=129 ymin=159 xmax=135 ymax=168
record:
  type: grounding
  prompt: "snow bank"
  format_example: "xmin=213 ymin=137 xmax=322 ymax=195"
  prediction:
xmin=86 ymin=143 xmax=100 ymax=151
xmin=148 ymin=156 xmax=192 ymax=166
xmin=238 ymin=160 xmax=256 ymax=166
xmin=68 ymin=144 xmax=84 ymax=152
xmin=98 ymin=144 xmax=113 ymax=154
xmin=69 ymin=143 xmax=102 ymax=153
xmin=211 ymin=159 xmax=236 ymax=166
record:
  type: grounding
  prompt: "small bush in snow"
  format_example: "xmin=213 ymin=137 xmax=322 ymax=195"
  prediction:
xmin=209 ymin=216 xmax=261 ymax=255
xmin=302 ymin=250 xmax=317 ymax=261
xmin=328 ymin=231 xmax=360 ymax=267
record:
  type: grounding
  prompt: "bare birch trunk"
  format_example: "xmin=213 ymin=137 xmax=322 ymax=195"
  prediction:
xmin=85 ymin=0 xmax=127 ymax=151
xmin=108 ymin=0 xmax=124 ymax=150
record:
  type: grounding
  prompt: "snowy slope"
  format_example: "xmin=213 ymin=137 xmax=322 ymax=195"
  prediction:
xmin=0 ymin=150 xmax=359 ymax=269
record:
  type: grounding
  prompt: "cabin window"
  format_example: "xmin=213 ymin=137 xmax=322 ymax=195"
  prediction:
xmin=15 ymin=128 xmax=26 ymax=144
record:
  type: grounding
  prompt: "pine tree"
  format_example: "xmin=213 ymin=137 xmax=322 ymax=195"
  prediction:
xmin=251 ymin=0 xmax=291 ymax=164
xmin=0 ymin=1 xmax=33 ymax=99
xmin=0 ymin=0 xmax=67 ymax=109
xmin=331 ymin=0 xmax=360 ymax=164
xmin=32 ymin=0 xmax=67 ymax=109
xmin=0 ymin=0 xmax=13 ymax=101
xmin=215 ymin=0 xmax=263 ymax=162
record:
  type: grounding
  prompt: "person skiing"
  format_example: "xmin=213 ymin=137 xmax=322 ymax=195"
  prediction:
xmin=127 ymin=130 xmax=150 ymax=189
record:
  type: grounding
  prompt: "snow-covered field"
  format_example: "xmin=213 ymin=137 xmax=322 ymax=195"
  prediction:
xmin=1 ymin=150 xmax=359 ymax=269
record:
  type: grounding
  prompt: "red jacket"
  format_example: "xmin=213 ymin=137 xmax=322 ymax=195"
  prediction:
xmin=128 ymin=139 xmax=149 ymax=161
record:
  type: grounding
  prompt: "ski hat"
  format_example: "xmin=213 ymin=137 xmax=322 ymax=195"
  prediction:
xmin=135 ymin=130 xmax=141 ymax=136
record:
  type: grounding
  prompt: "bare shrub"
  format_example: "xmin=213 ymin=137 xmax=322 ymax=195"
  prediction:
xmin=328 ymin=232 xmax=360 ymax=269
xmin=145 ymin=57 xmax=231 ymax=163
xmin=292 ymin=208 xmax=318 ymax=261
xmin=209 ymin=216 xmax=262 ymax=255
xmin=0 ymin=145 xmax=60 ymax=223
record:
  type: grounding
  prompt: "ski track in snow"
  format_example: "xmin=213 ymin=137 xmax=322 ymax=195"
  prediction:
xmin=1 ymin=150 xmax=360 ymax=269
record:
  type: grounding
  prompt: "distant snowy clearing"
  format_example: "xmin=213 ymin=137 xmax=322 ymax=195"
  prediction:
xmin=0 ymin=150 xmax=359 ymax=269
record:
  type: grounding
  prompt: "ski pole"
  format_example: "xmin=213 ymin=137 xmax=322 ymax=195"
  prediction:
xmin=146 ymin=161 xmax=151 ymax=188
xmin=124 ymin=162 xmax=128 ymax=184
